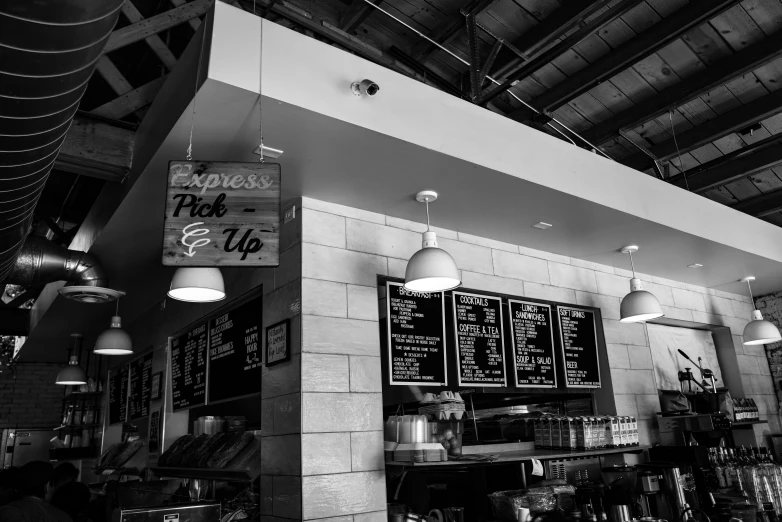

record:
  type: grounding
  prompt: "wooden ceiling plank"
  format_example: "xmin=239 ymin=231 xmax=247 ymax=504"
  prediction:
xmin=724 ymin=72 xmax=769 ymax=104
xmin=675 ymin=97 xmax=718 ymax=128
xmin=741 ymin=0 xmax=782 ymax=36
xmin=724 ymin=177 xmax=763 ymax=200
xmin=618 ymin=2 xmax=661 ymax=34
xmin=121 ymin=1 xmax=178 ymax=71
xmin=514 ymin=0 xmax=742 ymax=117
xmin=55 ymin=113 xmax=135 ymax=183
xmin=568 ymin=92 xmax=615 ymax=125
xmin=708 ymin=4 xmax=767 ymax=52
xmin=580 ymin=35 xmax=782 ymax=145
xmin=747 ymin=169 xmax=782 ymax=194
xmin=513 ymin=0 xmax=561 ymax=21
xmin=730 ymin=188 xmax=782 ymax=216
xmin=477 ymin=0 xmax=646 ymax=106
xmin=753 ymin=56 xmax=782 ymax=93
xmin=645 ymin=0 xmax=688 ymax=18
xmin=339 ymin=0 xmax=380 ymax=33
xmin=170 ymin=0 xmax=201 ymax=31
xmin=656 ymin=38 xmax=706 ymax=80
xmin=550 ymin=48 xmax=590 ymax=76
xmin=703 ymin=186 xmax=739 ymax=205
xmin=595 ymin=17 xmax=636 ymax=49
xmin=105 ymin=0 xmax=211 ymax=53
xmin=572 ymin=32 xmax=612 ymax=63
xmin=589 ymin=80 xmax=636 ymax=112
xmin=631 ymin=53 xmax=682 ymax=92
xmin=688 ymin=143 xmax=725 ymax=165
xmin=604 ymin=66 xmax=656 ymax=104
xmin=90 ymin=75 xmax=168 ymax=120
xmin=668 ymin=135 xmax=782 ymax=192
xmin=622 ymin=88 xmax=782 ymax=170
xmin=712 ymin=133 xmax=749 ymax=155
xmin=702 ymin=85 xmax=743 ymax=116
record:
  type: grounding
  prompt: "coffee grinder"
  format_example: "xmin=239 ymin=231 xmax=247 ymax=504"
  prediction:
xmin=601 ymin=466 xmax=638 ymax=522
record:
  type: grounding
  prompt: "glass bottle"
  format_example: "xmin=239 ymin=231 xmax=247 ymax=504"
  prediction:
xmin=712 ymin=448 xmax=728 ymax=488
xmin=725 ymin=448 xmax=740 ymax=489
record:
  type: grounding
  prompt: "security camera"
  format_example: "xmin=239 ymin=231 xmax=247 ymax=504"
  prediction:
xmin=351 ymin=79 xmax=379 ymax=97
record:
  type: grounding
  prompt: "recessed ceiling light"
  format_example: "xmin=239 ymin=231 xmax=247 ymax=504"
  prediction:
xmin=687 ymin=263 xmax=703 ymax=268
xmin=532 ymin=222 xmax=552 ymax=230
xmin=252 ymin=145 xmax=284 ymax=159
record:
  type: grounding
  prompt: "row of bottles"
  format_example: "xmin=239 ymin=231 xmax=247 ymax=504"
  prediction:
xmin=735 ymin=398 xmax=760 ymax=422
xmin=707 ymin=446 xmax=782 ymax=513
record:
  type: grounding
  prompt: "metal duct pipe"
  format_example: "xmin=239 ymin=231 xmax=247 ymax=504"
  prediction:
xmin=5 ymin=237 xmax=108 ymax=289
xmin=0 ymin=0 xmax=124 ymax=281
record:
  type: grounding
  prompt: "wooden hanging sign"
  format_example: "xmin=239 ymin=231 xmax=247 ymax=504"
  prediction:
xmin=163 ymin=160 xmax=281 ymax=266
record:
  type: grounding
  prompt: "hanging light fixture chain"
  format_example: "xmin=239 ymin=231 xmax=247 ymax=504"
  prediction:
xmin=186 ymin=13 xmax=209 ymax=161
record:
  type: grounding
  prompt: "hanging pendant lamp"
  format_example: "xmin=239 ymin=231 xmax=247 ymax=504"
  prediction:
xmin=619 ymin=245 xmax=664 ymax=323
xmin=56 ymin=334 xmax=87 ymax=385
xmin=94 ymin=293 xmax=133 ymax=355
xmin=168 ymin=267 xmax=226 ymax=303
xmin=404 ymin=191 xmax=461 ymax=292
xmin=740 ymin=276 xmax=781 ymax=345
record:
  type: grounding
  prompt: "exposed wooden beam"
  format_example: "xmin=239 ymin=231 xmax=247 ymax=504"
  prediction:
xmin=96 ymin=56 xmax=134 ymax=95
xmin=339 ymin=0 xmax=378 ymax=33
xmin=121 ymin=1 xmax=178 ymax=71
xmin=410 ymin=0 xmax=494 ymax=62
xmin=90 ymin=75 xmax=168 ymax=120
xmin=623 ymin=89 xmax=782 ymax=172
xmin=491 ymin=0 xmax=612 ymax=80
xmin=476 ymin=0 xmax=644 ymax=106
xmin=582 ymin=36 xmax=782 ymax=145
xmin=55 ymin=113 xmax=136 ymax=183
xmin=105 ymin=0 xmax=212 ymax=54
xmin=731 ymin=190 xmax=782 ymax=218
xmin=668 ymin=136 xmax=782 ymax=193
xmin=171 ymin=0 xmax=202 ymax=30
xmin=511 ymin=0 xmax=741 ymax=122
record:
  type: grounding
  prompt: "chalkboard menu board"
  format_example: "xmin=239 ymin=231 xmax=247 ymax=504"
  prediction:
xmin=509 ymin=299 xmax=557 ymax=388
xmin=386 ymin=281 xmax=447 ymax=386
xmin=171 ymin=322 xmax=208 ymax=411
xmin=452 ymin=291 xmax=506 ymax=386
xmin=208 ymin=294 xmax=263 ymax=403
xmin=108 ymin=365 xmax=129 ymax=425
xmin=557 ymin=305 xmax=601 ymax=388
xmin=129 ymin=352 xmax=153 ymax=420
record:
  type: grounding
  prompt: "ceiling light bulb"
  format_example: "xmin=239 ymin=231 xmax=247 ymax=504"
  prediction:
xmin=619 ymin=246 xmax=664 ymax=323
xmin=404 ymin=191 xmax=461 ymax=293
xmin=168 ymin=267 xmax=226 ymax=303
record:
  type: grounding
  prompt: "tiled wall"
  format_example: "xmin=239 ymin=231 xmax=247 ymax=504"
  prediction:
xmin=298 ymin=197 xmax=780 ymax=519
xmin=0 ymin=363 xmax=63 ymax=429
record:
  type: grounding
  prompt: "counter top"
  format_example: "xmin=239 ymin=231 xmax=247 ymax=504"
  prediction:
xmin=386 ymin=445 xmax=649 ymax=469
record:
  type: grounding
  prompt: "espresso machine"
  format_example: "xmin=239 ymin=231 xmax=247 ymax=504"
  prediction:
xmin=601 ymin=466 xmax=639 ymax=522
xmin=636 ymin=461 xmax=701 ymax=522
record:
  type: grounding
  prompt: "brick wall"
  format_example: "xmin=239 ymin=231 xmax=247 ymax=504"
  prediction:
xmin=753 ymin=293 xmax=782 ymax=412
xmin=0 ymin=363 xmax=63 ymax=429
xmin=298 ymin=197 xmax=779 ymax=521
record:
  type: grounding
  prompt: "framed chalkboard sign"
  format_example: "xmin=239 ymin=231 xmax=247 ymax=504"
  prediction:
xmin=266 ymin=319 xmax=290 ymax=366
xmin=150 ymin=372 xmax=162 ymax=401
xmin=386 ymin=281 xmax=447 ymax=386
xmin=108 ymin=365 xmax=129 ymax=425
xmin=208 ymin=293 xmax=263 ymax=404
xmin=128 ymin=352 xmax=153 ymax=420
xmin=556 ymin=305 xmax=601 ymax=388
xmin=508 ymin=299 xmax=557 ymax=388
xmin=452 ymin=291 xmax=506 ymax=387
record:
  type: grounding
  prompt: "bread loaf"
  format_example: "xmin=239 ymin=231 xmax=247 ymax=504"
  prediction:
xmin=113 ymin=440 xmax=143 ymax=467
xmin=206 ymin=432 xmax=254 ymax=469
xmin=195 ymin=433 xmax=233 ymax=468
xmin=173 ymin=434 xmax=208 ymax=467
xmin=225 ymin=435 xmax=262 ymax=473
xmin=157 ymin=435 xmax=194 ymax=467
xmin=161 ymin=435 xmax=197 ymax=467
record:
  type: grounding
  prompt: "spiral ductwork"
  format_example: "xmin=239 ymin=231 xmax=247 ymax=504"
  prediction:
xmin=6 ymin=236 xmax=108 ymax=288
xmin=0 ymin=0 xmax=124 ymax=281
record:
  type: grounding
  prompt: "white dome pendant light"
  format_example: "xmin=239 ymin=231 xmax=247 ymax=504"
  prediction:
xmin=404 ymin=191 xmax=461 ymax=292
xmin=619 ymin=245 xmax=664 ymax=323
xmin=168 ymin=267 xmax=226 ymax=303
xmin=56 ymin=334 xmax=87 ymax=385
xmin=740 ymin=276 xmax=781 ymax=346
xmin=94 ymin=292 xmax=133 ymax=355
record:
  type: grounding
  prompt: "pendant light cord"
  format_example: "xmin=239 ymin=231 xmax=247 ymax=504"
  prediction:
xmin=425 ymin=199 xmax=431 ymax=231
xmin=669 ymin=110 xmax=690 ymax=191
xmin=115 ymin=297 xmax=120 ymax=317
xmin=186 ymin=13 xmax=209 ymax=161
xmin=258 ymin=14 xmax=265 ymax=163
xmin=628 ymin=251 xmax=636 ymax=277
xmin=746 ymin=279 xmax=755 ymax=302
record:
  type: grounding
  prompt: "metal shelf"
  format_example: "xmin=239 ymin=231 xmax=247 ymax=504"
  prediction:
xmin=386 ymin=445 xmax=649 ymax=469
xmin=151 ymin=467 xmax=256 ymax=483
xmin=731 ymin=420 xmax=768 ymax=429
xmin=54 ymin=423 xmax=101 ymax=431
xmin=62 ymin=391 xmax=102 ymax=402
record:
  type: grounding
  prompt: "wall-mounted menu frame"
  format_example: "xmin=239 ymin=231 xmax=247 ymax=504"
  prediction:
xmin=452 ymin=291 xmax=506 ymax=387
xmin=556 ymin=305 xmax=601 ymax=388
xmin=108 ymin=365 xmax=130 ymax=425
xmin=170 ymin=322 xmax=208 ymax=411
xmin=386 ymin=281 xmax=447 ymax=386
xmin=129 ymin=352 xmax=153 ymax=420
xmin=508 ymin=299 xmax=556 ymax=388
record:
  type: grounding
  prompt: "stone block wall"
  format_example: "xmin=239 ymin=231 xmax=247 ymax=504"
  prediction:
xmin=753 ymin=293 xmax=782 ymax=412
xmin=297 ymin=197 xmax=777 ymax=520
xmin=0 ymin=363 xmax=63 ymax=429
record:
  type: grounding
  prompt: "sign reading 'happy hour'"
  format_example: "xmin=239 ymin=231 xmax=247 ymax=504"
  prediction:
xmin=163 ymin=161 xmax=281 ymax=266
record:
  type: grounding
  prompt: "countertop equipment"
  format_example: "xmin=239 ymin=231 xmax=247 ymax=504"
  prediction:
xmin=637 ymin=460 xmax=700 ymax=522
xmin=119 ymin=502 xmax=220 ymax=522
xmin=602 ymin=466 xmax=638 ymax=522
